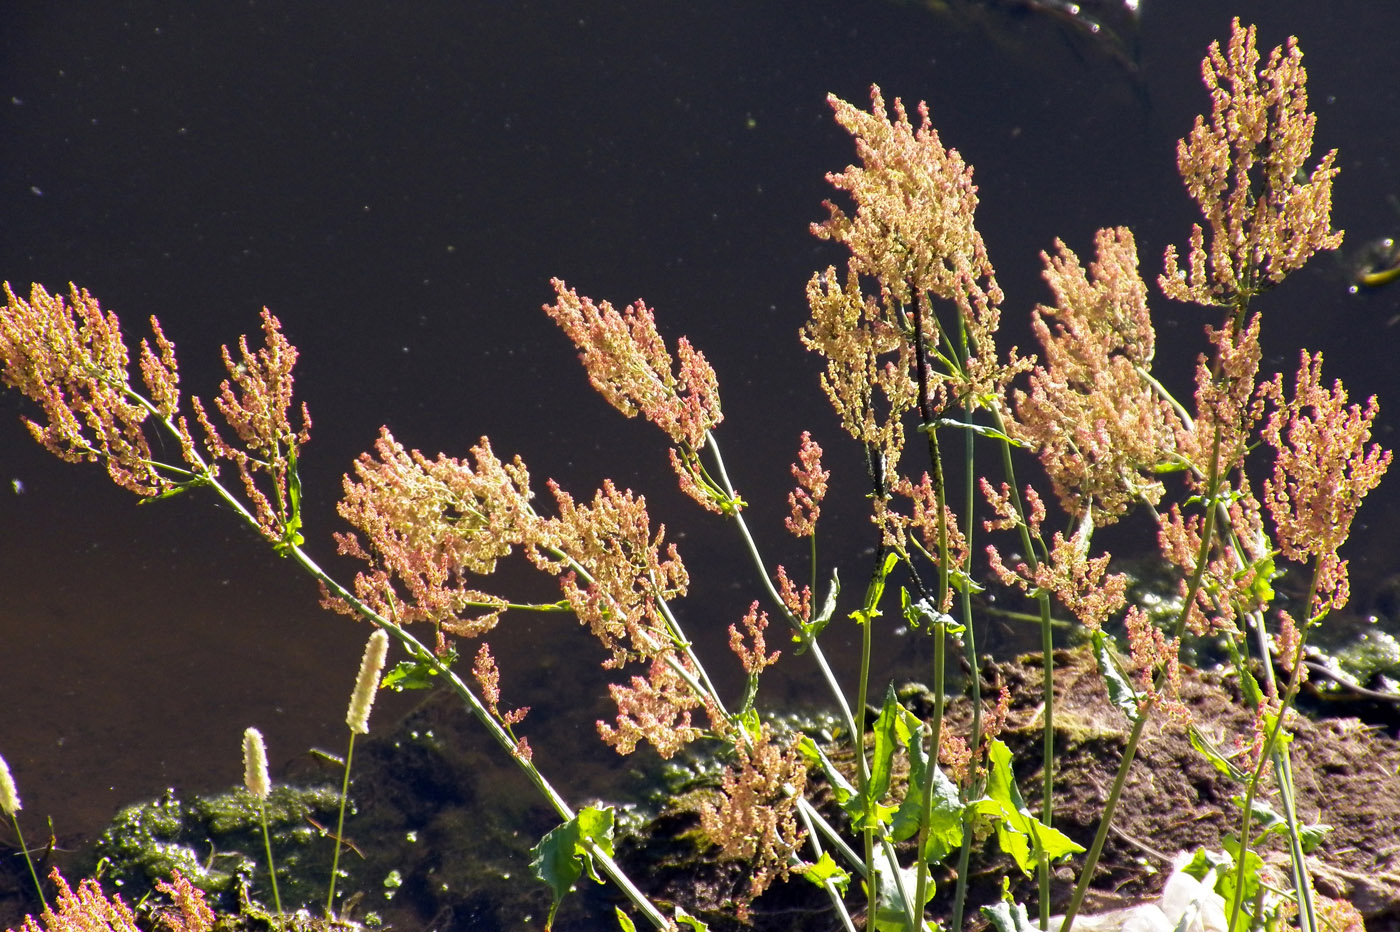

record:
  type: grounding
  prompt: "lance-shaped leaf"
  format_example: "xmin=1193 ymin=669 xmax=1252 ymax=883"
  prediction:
xmin=970 ymin=740 xmax=1083 ymax=876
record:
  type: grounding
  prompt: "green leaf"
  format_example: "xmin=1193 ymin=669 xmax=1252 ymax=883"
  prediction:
xmin=614 ymin=907 xmax=637 ymax=932
xmin=1299 ymin=821 xmax=1332 ymax=853
xmin=1245 ymin=554 xmax=1277 ymax=604
xmin=865 ymin=846 xmax=934 ymax=932
xmin=850 ymin=552 xmax=898 ymax=627
xmin=1179 ymin=847 xmax=1229 ymax=883
xmin=1235 ymin=796 xmax=1287 ymax=834
xmin=902 ymin=596 xmax=965 ymax=636
xmin=971 ymin=740 xmax=1084 ymax=876
xmin=981 ymin=897 xmax=1038 ymax=932
xmin=1217 ymin=837 xmax=1264 ymax=913
xmin=138 ymin=475 xmax=212 ymax=502
xmin=799 ymin=852 xmax=852 ymax=897
xmin=672 ymin=906 xmax=709 ymax=931
xmin=1091 ymin=630 xmax=1144 ymax=723
xmin=796 ymin=568 xmax=840 ymax=652
xmin=846 ymin=684 xmax=926 ymax=833
xmin=927 ymin=417 xmax=1025 ymax=446
xmin=948 ymin=566 xmax=985 ymax=595
xmin=797 ymin=736 xmax=855 ymax=805
xmin=530 ymin=806 xmax=615 ymax=930
xmin=1232 ymin=797 xmax=1331 ymax=852
xmin=867 ymin=685 xmax=905 ymax=805
xmin=382 ymin=646 xmax=457 ymax=692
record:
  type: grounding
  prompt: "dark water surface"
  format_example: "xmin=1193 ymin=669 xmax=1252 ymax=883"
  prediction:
xmin=2 ymin=0 xmax=1399 ymax=919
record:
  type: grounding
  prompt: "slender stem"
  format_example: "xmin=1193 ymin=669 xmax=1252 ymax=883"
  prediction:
xmin=257 ymin=799 xmax=283 ymax=915
xmin=8 ymin=814 xmax=47 ymax=913
xmin=1056 ymin=704 xmax=1154 ymax=932
xmin=326 ymin=731 xmax=357 ymax=915
xmin=704 ymin=431 xmax=862 ymax=751
xmin=1060 ymin=425 xmax=1225 ymax=932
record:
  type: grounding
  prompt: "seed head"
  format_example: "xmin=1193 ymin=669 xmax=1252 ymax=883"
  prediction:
xmin=242 ymin=727 xmax=271 ymax=799
xmin=347 ymin=629 xmax=390 ymax=734
xmin=0 ymin=752 xmax=20 ymax=815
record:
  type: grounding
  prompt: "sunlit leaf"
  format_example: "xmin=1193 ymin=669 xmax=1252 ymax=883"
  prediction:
xmin=530 ymin=806 xmax=615 ymax=930
xmin=799 ymin=851 xmax=852 ymax=897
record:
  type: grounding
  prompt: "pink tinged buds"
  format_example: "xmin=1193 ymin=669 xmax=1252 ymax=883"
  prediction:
xmin=0 ymin=752 xmax=20 ymax=815
xmin=243 ymin=728 xmax=271 ymax=799
xmin=347 ymin=629 xmax=390 ymax=734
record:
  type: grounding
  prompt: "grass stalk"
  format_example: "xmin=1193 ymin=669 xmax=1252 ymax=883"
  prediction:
xmin=326 ymin=731 xmax=358 ymax=916
xmin=242 ymin=727 xmax=282 ymax=915
xmin=0 ymin=752 xmax=47 ymax=914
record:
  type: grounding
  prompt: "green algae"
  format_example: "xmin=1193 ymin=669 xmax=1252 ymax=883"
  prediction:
xmin=91 ymin=784 xmax=342 ymax=914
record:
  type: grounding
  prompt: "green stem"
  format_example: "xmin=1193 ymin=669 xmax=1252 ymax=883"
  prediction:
xmin=257 ymin=798 xmax=283 ymax=915
xmin=1060 ymin=425 xmax=1225 ymax=932
xmin=8 ymin=813 xmax=47 ymax=914
xmin=326 ymin=731 xmax=356 ymax=915
xmin=704 ymin=431 xmax=863 ymax=755
xmin=1056 ymin=703 xmax=1154 ymax=932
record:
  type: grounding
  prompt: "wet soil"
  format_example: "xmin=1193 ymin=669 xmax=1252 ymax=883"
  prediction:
xmin=628 ymin=648 xmax=1400 ymax=931
xmin=4 ymin=647 xmax=1399 ymax=931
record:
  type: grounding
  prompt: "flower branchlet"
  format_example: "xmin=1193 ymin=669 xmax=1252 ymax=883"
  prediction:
xmin=531 ymin=479 xmax=688 ymax=668
xmin=544 ymin=279 xmax=731 ymax=512
xmin=1014 ymin=228 xmax=1181 ymax=524
xmin=597 ymin=652 xmax=706 ymax=759
xmin=193 ymin=309 xmax=311 ymax=549
xmin=800 ymin=265 xmax=915 ymax=480
xmin=785 ymin=431 xmax=829 ymax=538
xmin=1161 ymin=18 xmax=1342 ymax=310
xmin=473 ymin=644 xmax=532 ymax=760
xmin=696 ymin=727 xmax=809 ymax=919
xmin=330 ymin=429 xmax=534 ymax=640
xmin=1124 ymin=606 xmax=1189 ymax=723
xmin=729 ymin=602 xmax=781 ymax=677
xmin=1258 ymin=351 xmax=1391 ymax=616
xmin=0 ymin=283 xmax=182 ymax=496
xmin=986 ymin=527 xmax=1126 ymax=632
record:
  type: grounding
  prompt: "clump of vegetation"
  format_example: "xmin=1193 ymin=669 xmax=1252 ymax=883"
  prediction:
xmin=0 ymin=17 xmax=1384 ymax=932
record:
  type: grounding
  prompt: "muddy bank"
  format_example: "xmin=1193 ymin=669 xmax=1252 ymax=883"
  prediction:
xmin=4 ymin=647 xmax=1397 ymax=931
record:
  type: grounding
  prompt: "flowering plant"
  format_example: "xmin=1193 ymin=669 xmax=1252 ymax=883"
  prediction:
xmin=1 ymin=18 xmax=1383 ymax=932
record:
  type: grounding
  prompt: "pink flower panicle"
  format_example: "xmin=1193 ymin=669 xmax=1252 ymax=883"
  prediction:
xmin=784 ymin=431 xmax=829 ymax=537
xmin=729 ymin=602 xmax=780 ymax=676
xmin=530 ymin=478 xmax=688 ymax=668
xmin=1161 ymin=19 xmax=1342 ymax=308
xmin=1258 ymin=351 xmax=1391 ymax=615
xmin=979 ymin=479 xmax=1044 ymax=535
xmin=696 ymin=727 xmax=809 ymax=919
xmin=886 ymin=472 xmax=968 ymax=566
xmin=812 ymin=86 xmax=1031 ymax=413
xmin=986 ymin=529 xmax=1126 ymax=633
xmin=0 ymin=283 xmax=183 ymax=496
xmin=774 ymin=564 xmax=812 ymax=626
xmin=472 ymin=643 xmax=530 ymax=728
xmin=153 ymin=871 xmax=217 ymax=932
xmin=544 ymin=279 xmax=726 ymax=511
xmin=330 ymin=428 xmax=534 ymax=640
xmin=1124 ymin=606 xmax=1189 ymax=724
xmin=1012 ymin=228 xmax=1181 ymax=524
xmin=799 ymin=265 xmax=916 ymax=479
xmin=597 ymin=653 xmax=705 ymax=759
xmin=192 ymin=309 xmax=311 ymax=546
xmin=13 ymin=869 xmax=143 ymax=932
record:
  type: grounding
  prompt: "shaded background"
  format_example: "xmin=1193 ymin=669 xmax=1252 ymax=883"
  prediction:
xmin=2 ymin=0 xmax=1399 ymax=919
